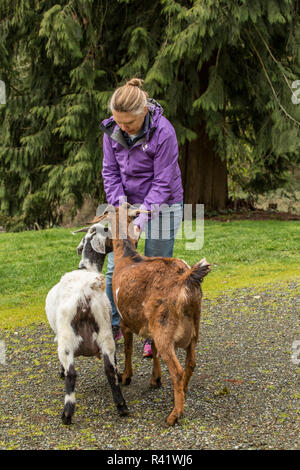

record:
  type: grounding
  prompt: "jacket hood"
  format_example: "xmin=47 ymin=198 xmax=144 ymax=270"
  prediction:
xmin=147 ymin=98 xmax=164 ymax=122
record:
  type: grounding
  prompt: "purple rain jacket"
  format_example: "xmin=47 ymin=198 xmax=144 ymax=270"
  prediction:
xmin=100 ymin=98 xmax=183 ymax=231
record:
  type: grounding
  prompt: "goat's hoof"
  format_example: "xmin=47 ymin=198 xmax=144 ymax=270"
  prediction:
xmin=150 ymin=377 xmax=162 ymax=389
xmin=122 ymin=376 xmax=131 ymax=386
xmin=165 ymin=413 xmax=178 ymax=426
xmin=118 ymin=373 xmax=131 ymax=385
xmin=61 ymin=412 xmax=72 ymax=425
xmin=117 ymin=403 xmax=129 ymax=417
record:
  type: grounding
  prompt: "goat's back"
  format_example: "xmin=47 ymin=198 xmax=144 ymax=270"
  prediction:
xmin=112 ymin=256 xmax=205 ymax=346
xmin=45 ymin=270 xmax=110 ymax=335
xmin=114 ymin=256 xmax=191 ymax=294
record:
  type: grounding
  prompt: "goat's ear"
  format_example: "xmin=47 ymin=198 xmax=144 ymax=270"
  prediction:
xmin=90 ymin=233 xmax=106 ymax=254
xmin=77 ymin=238 xmax=85 ymax=255
xmin=72 ymin=227 xmax=90 ymax=234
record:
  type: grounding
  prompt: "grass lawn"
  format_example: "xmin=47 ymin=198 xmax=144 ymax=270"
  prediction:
xmin=0 ymin=219 xmax=299 ymax=329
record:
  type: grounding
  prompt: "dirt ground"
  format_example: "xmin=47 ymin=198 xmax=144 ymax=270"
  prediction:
xmin=0 ymin=282 xmax=299 ymax=450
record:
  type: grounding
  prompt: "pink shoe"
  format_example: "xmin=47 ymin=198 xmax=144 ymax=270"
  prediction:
xmin=143 ymin=339 xmax=153 ymax=358
xmin=112 ymin=326 xmax=122 ymax=342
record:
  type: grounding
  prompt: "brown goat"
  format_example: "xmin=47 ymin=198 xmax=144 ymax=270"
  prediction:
xmin=95 ymin=204 xmax=210 ymax=426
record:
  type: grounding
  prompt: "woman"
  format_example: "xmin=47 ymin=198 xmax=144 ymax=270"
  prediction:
xmin=100 ymin=78 xmax=183 ymax=358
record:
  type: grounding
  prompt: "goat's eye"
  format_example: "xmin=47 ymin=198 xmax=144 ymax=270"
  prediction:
xmin=104 ymin=227 xmax=109 ymax=233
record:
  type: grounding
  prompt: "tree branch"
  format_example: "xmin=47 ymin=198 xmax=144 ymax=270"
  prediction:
xmin=254 ymin=24 xmax=294 ymax=95
xmin=245 ymin=29 xmax=300 ymax=127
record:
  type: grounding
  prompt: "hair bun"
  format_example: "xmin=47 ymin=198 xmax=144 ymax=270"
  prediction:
xmin=110 ymin=77 xmax=148 ymax=113
xmin=126 ymin=78 xmax=143 ymax=88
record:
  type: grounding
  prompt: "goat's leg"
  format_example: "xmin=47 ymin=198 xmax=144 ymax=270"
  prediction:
xmin=103 ymin=353 xmax=129 ymax=417
xmin=183 ymin=340 xmax=197 ymax=392
xmin=58 ymin=341 xmax=77 ymax=425
xmin=183 ymin=313 xmax=200 ymax=392
xmin=158 ymin=347 xmax=185 ymax=426
xmin=120 ymin=325 xmax=133 ymax=385
xmin=150 ymin=341 xmax=162 ymax=388
xmin=59 ymin=365 xmax=65 ymax=379
xmin=96 ymin=330 xmax=129 ymax=417
xmin=61 ymin=363 xmax=77 ymax=425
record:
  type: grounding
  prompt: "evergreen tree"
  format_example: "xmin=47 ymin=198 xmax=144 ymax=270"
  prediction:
xmin=143 ymin=0 xmax=300 ymax=208
xmin=0 ymin=0 xmax=164 ymax=228
xmin=0 ymin=1 xmax=111 ymax=226
xmin=1 ymin=0 xmax=300 ymax=228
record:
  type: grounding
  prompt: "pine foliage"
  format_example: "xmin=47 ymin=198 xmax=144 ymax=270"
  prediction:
xmin=0 ymin=0 xmax=165 ymax=228
xmin=145 ymin=0 xmax=300 ymax=195
xmin=1 ymin=0 xmax=300 ymax=228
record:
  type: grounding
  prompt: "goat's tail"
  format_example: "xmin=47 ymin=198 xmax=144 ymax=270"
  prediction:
xmin=176 ymin=258 xmax=211 ymax=307
xmin=185 ymin=258 xmax=211 ymax=289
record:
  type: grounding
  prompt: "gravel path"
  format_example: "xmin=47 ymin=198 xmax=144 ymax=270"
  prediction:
xmin=0 ymin=282 xmax=299 ymax=450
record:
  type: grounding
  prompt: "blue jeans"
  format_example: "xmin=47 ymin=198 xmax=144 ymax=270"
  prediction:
xmin=106 ymin=202 xmax=183 ymax=327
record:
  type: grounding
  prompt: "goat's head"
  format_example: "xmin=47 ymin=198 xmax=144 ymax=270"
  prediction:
xmin=75 ymin=223 xmax=113 ymax=272
xmin=90 ymin=203 xmax=149 ymax=244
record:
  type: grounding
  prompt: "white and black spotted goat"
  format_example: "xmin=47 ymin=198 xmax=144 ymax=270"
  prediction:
xmin=45 ymin=223 xmax=129 ymax=425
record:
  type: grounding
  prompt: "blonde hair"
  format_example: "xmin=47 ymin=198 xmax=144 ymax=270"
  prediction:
xmin=110 ymin=78 xmax=148 ymax=114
